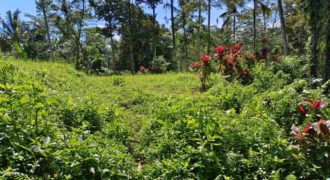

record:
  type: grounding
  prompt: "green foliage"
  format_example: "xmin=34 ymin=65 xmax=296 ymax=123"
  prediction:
xmin=113 ymin=76 xmax=124 ymax=86
xmin=0 ymin=59 xmax=136 ymax=178
xmin=151 ymin=55 xmax=171 ymax=72
xmin=1 ymin=55 xmax=330 ymax=178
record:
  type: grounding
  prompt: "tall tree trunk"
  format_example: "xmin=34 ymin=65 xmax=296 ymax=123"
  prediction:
xmin=182 ymin=12 xmax=187 ymax=70
xmin=262 ymin=11 xmax=266 ymax=34
xmin=109 ymin=34 xmax=115 ymax=69
xmin=129 ymin=42 xmax=135 ymax=73
xmin=75 ymin=0 xmax=85 ymax=68
xmin=324 ymin=25 xmax=330 ymax=82
xmin=179 ymin=0 xmax=187 ymax=71
xmin=170 ymin=0 xmax=175 ymax=50
xmin=41 ymin=0 xmax=53 ymax=60
xmin=233 ymin=15 xmax=236 ymax=41
xmin=170 ymin=0 xmax=177 ymax=71
xmin=152 ymin=2 xmax=157 ymax=60
xmin=277 ymin=0 xmax=288 ymax=56
xmin=272 ymin=9 xmax=278 ymax=29
xmin=197 ymin=0 xmax=202 ymax=58
xmin=253 ymin=0 xmax=256 ymax=50
xmin=311 ymin=0 xmax=318 ymax=78
xmin=128 ymin=0 xmax=135 ymax=73
xmin=207 ymin=0 xmax=211 ymax=54
xmin=324 ymin=8 xmax=330 ymax=82
xmin=108 ymin=2 xmax=116 ymax=69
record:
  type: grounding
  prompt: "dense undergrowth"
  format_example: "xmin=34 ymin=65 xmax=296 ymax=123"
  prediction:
xmin=1 ymin=56 xmax=330 ymax=179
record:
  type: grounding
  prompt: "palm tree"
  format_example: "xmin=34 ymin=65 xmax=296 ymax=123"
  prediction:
xmin=196 ymin=0 xmax=205 ymax=58
xmin=207 ymin=0 xmax=211 ymax=54
xmin=128 ymin=0 xmax=135 ymax=73
xmin=0 ymin=10 xmax=26 ymax=58
xmin=170 ymin=0 xmax=176 ymax=52
xmin=36 ymin=0 xmax=53 ymax=60
xmin=220 ymin=2 xmax=239 ymax=41
xmin=277 ymin=0 xmax=288 ymax=56
xmin=248 ymin=0 xmax=270 ymax=50
xmin=164 ymin=0 xmax=177 ymax=69
xmin=178 ymin=0 xmax=188 ymax=70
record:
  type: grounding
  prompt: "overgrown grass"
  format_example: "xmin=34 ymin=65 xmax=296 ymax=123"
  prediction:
xmin=1 ymin=56 xmax=329 ymax=179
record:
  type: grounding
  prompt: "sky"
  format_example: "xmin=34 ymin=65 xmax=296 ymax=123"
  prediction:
xmin=0 ymin=0 xmax=36 ymax=16
xmin=0 ymin=0 xmax=226 ymax=28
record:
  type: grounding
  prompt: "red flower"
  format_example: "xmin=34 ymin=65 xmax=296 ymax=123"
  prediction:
xmin=303 ymin=123 xmax=314 ymax=134
xmin=200 ymin=54 xmax=211 ymax=65
xmin=139 ymin=65 xmax=146 ymax=73
xmin=305 ymin=98 xmax=313 ymax=104
xmin=313 ymin=100 xmax=325 ymax=110
xmin=191 ymin=62 xmax=196 ymax=69
xmin=191 ymin=62 xmax=201 ymax=70
xmin=225 ymin=53 xmax=237 ymax=68
xmin=318 ymin=120 xmax=329 ymax=135
xmin=297 ymin=104 xmax=307 ymax=115
xmin=231 ymin=44 xmax=242 ymax=54
xmin=215 ymin=46 xmax=227 ymax=58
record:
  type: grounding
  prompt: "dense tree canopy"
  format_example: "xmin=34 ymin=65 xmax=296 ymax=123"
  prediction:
xmin=0 ymin=0 xmax=329 ymax=78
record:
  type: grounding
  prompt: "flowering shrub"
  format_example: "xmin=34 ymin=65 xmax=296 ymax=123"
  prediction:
xmin=291 ymin=120 xmax=330 ymax=143
xmin=297 ymin=98 xmax=325 ymax=117
xmin=290 ymin=119 xmax=330 ymax=176
xmin=192 ymin=54 xmax=214 ymax=91
xmin=288 ymin=96 xmax=330 ymax=177
xmin=192 ymin=44 xmax=256 ymax=90
xmin=139 ymin=65 xmax=146 ymax=73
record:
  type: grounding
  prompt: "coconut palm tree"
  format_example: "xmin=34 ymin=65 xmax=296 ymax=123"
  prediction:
xmin=0 ymin=9 xmax=26 ymax=57
xmin=36 ymin=0 xmax=54 ymax=60
xmin=247 ymin=0 xmax=270 ymax=50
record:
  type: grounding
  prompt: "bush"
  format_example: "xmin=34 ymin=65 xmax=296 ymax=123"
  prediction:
xmin=150 ymin=55 xmax=170 ymax=73
xmin=113 ymin=76 xmax=124 ymax=86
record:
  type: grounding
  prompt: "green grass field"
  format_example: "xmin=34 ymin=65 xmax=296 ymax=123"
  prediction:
xmin=1 ymin=56 xmax=329 ymax=179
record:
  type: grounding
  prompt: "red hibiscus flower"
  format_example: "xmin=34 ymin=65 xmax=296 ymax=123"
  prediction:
xmin=215 ymin=46 xmax=227 ymax=58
